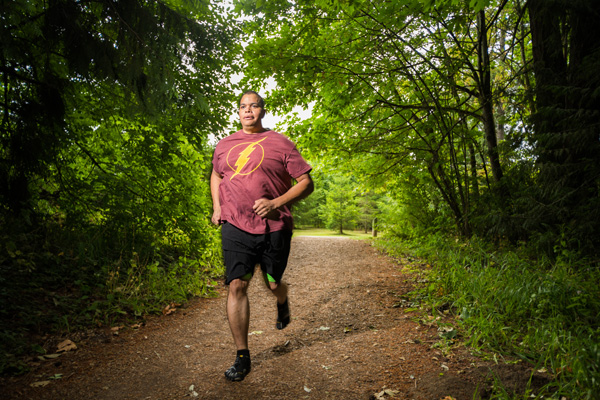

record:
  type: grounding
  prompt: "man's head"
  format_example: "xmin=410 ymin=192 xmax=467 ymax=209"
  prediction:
xmin=239 ymin=90 xmax=265 ymax=109
xmin=239 ymin=91 xmax=266 ymax=133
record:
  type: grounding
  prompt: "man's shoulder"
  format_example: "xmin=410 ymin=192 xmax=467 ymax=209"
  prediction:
xmin=264 ymin=130 xmax=297 ymax=147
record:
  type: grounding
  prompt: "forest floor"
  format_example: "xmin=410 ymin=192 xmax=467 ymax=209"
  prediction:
xmin=0 ymin=237 xmax=551 ymax=400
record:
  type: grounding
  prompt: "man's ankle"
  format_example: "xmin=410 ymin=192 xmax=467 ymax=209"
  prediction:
xmin=236 ymin=349 xmax=250 ymax=358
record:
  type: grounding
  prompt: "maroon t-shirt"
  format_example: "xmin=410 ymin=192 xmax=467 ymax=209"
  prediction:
xmin=212 ymin=130 xmax=312 ymax=234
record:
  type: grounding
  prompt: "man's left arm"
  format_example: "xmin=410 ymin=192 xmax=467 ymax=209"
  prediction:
xmin=253 ymin=173 xmax=314 ymax=218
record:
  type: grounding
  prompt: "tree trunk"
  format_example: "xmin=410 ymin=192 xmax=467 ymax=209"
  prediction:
xmin=529 ymin=0 xmax=600 ymax=186
xmin=477 ymin=9 xmax=504 ymax=185
xmin=469 ymin=143 xmax=479 ymax=202
xmin=528 ymin=0 xmax=600 ymax=246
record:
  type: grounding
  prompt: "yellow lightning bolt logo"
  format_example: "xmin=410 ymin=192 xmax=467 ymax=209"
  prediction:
xmin=229 ymin=137 xmax=267 ymax=180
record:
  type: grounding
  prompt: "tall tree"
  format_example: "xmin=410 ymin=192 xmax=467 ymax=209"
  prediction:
xmin=1 ymin=0 xmax=238 ymax=214
xmin=527 ymin=0 xmax=600 ymax=249
xmin=319 ymin=174 xmax=359 ymax=234
xmin=0 ymin=0 xmax=241 ymax=274
xmin=235 ymin=0 xmax=531 ymax=236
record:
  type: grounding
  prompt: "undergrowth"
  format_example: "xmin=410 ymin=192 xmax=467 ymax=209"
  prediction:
xmin=0 ymin=225 xmax=224 ymax=376
xmin=376 ymin=234 xmax=600 ymax=399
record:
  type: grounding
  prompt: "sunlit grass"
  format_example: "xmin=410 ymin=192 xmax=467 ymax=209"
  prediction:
xmin=293 ymin=227 xmax=377 ymax=240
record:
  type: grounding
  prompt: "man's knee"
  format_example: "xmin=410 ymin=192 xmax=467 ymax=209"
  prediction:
xmin=229 ymin=278 xmax=249 ymax=297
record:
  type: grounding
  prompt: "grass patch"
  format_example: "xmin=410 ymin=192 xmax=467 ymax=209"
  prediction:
xmin=294 ymin=227 xmax=376 ymax=240
xmin=376 ymin=233 xmax=600 ymax=399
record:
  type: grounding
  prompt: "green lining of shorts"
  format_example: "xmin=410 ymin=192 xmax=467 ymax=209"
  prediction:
xmin=241 ymin=272 xmax=276 ymax=283
xmin=241 ymin=272 xmax=253 ymax=281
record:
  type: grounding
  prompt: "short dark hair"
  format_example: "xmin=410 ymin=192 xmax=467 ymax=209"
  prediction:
xmin=240 ymin=90 xmax=265 ymax=109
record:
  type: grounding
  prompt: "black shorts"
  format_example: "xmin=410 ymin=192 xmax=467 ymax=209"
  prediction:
xmin=221 ymin=222 xmax=293 ymax=285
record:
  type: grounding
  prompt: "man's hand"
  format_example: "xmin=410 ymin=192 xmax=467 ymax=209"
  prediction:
xmin=211 ymin=208 xmax=222 ymax=225
xmin=253 ymin=198 xmax=278 ymax=218
xmin=210 ymin=169 xmax=223 ymax=225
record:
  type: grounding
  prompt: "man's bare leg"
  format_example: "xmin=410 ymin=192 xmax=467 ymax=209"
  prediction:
xmin=269 ymin=281 xmax=287 ymax=304
xmin=227 ymin=278 xmax=250 ymax=350
xmin=224 ymin=278 xmax=251 ymax=381
xmin=269 ymin=281 xmax=290 ymax=329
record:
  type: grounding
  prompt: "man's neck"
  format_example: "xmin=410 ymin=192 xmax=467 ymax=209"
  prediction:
xmin=242 ymin=126 xmax=266 ymax=134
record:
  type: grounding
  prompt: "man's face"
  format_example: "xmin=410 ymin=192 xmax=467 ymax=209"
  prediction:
xmin=239 ymin=93 xmax=265 ymax=128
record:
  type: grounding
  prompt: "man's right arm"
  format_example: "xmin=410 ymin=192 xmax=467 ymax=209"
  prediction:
xmin=210 ymin=169 xmax=223 ymax=225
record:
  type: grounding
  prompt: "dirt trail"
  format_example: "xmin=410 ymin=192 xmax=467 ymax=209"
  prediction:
xmin=1 ymin=237 xmax=548 ymax=400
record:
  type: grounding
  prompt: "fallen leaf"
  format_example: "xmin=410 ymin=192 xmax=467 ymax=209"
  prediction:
xmin=374 ymin=388 xmax=399 ymax=399
xmin=318 ymin=326 xmax=330 ymax=331
xmin=57 ymin=339 xmax=77 ymax=353
xmin=249 ymin=331 xmax=263 ymax=335
xmin=162 ymin=302 xmax=181 ymax=315
xmin=304 ymin=385 xmax=312 ymax=393
xmin=188 ymin=384 xmax=199 ymax=396
xmin=30 ymin=381 xmax=51 ymax=387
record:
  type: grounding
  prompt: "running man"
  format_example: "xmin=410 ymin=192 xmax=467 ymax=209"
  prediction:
xmin=210 ymin=90 xmax=314 ymax=381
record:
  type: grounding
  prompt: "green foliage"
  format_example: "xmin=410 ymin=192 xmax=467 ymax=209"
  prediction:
xmin=292 ymin=165 xmax=326 ymax=228
xmin=526 ymin=0 xmax=600 ymax=255
xmin=291 ymin=163 xmax=381 ymax=233
xmin=318 ymin=174 xmax=360 ymax=234
xmin=377 ymin=233 xmax=600 ymax=398
xmin=235 ymin=0 xmax=534 ymax=237
xmin=0 ymin=219 xmax=224 ymax=374
xmin=236 ymin=0 xmax=600 ymax=258
xmin=98 ymin=254 xmax=222 ymax=319
xmin=0 ymin=0 xmax=238 ymax=374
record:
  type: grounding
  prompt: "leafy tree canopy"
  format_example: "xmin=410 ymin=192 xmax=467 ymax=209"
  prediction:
xmin=235 ymin=0 xmax=600 ymax=255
